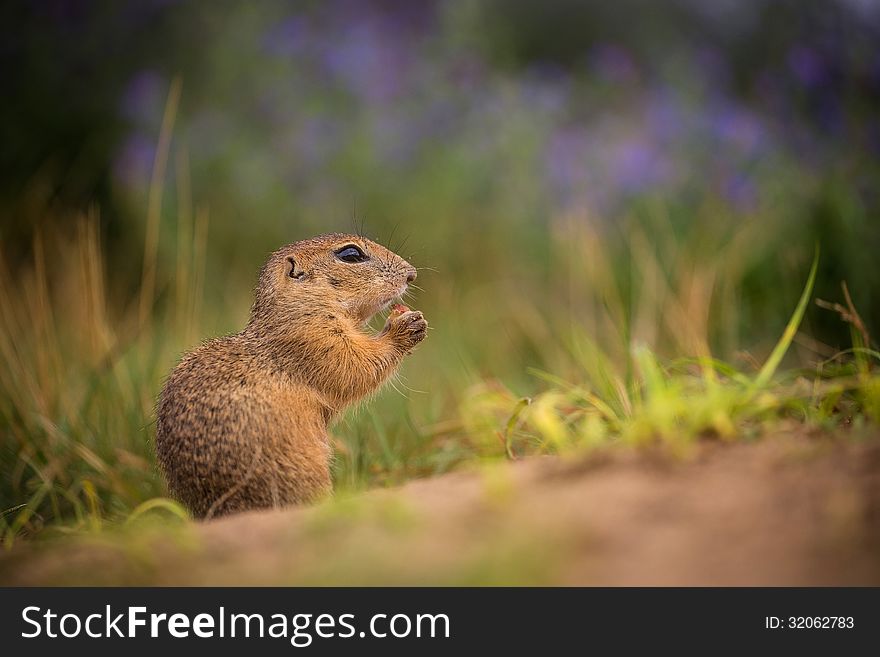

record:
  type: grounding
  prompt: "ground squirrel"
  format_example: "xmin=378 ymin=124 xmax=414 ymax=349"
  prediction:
xmin=155 ymin=233 xmax=427 ymax=519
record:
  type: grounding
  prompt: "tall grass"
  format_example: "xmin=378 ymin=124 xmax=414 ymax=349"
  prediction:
xmin=0 ymin=206 xmax=203 ymax=544
xmin=460 ymin=241 xmax=879 ymax=457
xmin=2 ymin=191 xmax=878 ymax=545
xmin=0 ymin=80 xmax=213 ymax=542
xmin=1 ymin=110 xmax=878 ymax=544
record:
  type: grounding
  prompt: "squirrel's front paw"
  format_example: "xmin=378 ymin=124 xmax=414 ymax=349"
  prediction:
xmin=385 ymin=308 xmax=427 ymax=351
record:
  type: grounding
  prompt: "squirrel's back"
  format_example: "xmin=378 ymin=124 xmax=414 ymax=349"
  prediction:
xmin=156 ymin=335 xmax=331 ymax=518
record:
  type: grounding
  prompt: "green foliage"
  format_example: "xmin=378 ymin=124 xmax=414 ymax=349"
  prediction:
xmin=2 ymin=75 xmax=879 ymax=546
xmin=461 ymin=249 xmax=878 ymax=456
xmin=3 ymin=191 xmax=878 ymax=545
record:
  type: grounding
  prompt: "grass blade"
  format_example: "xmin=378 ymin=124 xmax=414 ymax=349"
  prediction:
xmin=750 ymin=247 xmax=819 ymax=391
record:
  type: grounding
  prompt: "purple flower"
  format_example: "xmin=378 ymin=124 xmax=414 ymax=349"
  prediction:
xmin=610 ymin=138 xmax=670 ymax=193
xmin=645 ymin=90 xmax=686 ymax=144
xmin=725 ymin=172 xmax=756 ymax=207
xmin=545 ymin=127 xmax=590 ymax=200
xmin=521 ymin=73 xmax=570 ymax=116
xmin=113 ymin=133 xmax=156 ymax=189
xmin=590 ymin=43 xmax=638 ymax=84
xmin=711 ymin=106 xmax=764 ymax=156
xmin=262 ymin=16 xmax=310 ymax=57
xmin=317 ymin=20 xmax=408 ymax=104
xmin=788 ymin=46 xmax=826 ymax=88
xmin=119 ymin=70 xmax=167 ymax=127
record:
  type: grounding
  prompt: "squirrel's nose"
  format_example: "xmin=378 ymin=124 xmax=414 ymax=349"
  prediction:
xmin=406 ymin=269 xmax=417 ymax=283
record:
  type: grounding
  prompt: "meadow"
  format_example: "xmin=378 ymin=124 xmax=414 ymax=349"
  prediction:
xmin=2 ymin=161 xmax=877 ymax=546
xmin=1 ymin=1 xmax=879 ymax=567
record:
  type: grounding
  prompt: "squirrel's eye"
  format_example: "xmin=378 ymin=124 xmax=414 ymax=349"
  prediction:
xmin=335 ymin=245 xmax=368 ymax=263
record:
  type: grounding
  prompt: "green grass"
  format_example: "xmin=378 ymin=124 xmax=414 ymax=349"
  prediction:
xmin=462 ymin=249 xmax=879 ymax=457
xmin=2 ymin=203 xmax=877 ymax=549
xmin=1 ymin=91 xmax=878 ymax=544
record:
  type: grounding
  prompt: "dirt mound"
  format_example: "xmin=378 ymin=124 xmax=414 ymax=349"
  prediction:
xmin=4 ymin=429 xmax=880 ymax=585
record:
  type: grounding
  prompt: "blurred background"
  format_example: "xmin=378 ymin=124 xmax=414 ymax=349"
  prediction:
xmin=1 ymin=0 xmax=879 ymax=533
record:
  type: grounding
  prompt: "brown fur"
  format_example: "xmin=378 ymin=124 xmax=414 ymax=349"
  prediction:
xmin=155 ymin=233 xmax=426 ymax=519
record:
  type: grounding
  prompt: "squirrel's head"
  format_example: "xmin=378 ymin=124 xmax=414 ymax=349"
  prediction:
xmin=249 ymin=233 xmax=417 ymax=330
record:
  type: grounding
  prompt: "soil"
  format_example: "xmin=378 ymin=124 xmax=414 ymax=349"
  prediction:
xmin=3 ymin=427 xmax=880 ymax=585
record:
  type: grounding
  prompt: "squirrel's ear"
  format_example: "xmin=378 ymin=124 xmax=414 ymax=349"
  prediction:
xmin=287 ymin=256 xmax=305 ymax=280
